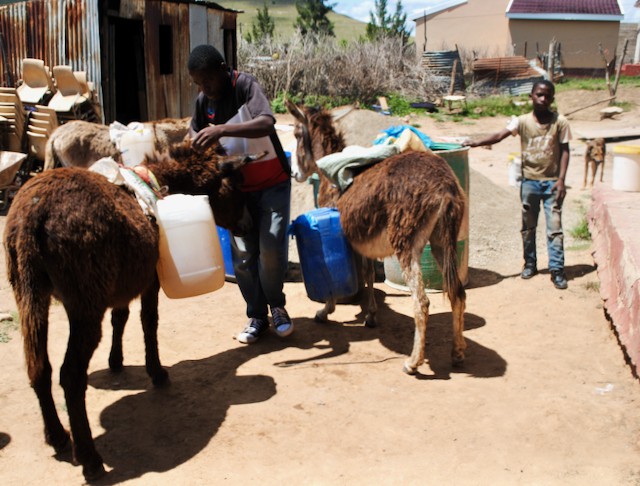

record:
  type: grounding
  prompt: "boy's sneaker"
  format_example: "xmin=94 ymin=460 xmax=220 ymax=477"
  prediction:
xmin=550 ymin=269 xmax=568 ymax=290
xmin=521 ymin=263 xmax=537 ymax=279
xmin=271 ymin=307 xmax=294 ymax=338
xmin=237 ymin=318 xmax=269 ymax=344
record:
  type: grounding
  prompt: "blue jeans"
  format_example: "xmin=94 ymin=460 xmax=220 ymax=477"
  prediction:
xmin=520 ymin=179 xmax=564 ymax=271
xmin=231 ymin=180 xmax=291 ymax=320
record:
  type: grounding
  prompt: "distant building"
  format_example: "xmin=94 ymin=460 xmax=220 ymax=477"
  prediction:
xmin=414 ymin=0 xmax=624 ymax=75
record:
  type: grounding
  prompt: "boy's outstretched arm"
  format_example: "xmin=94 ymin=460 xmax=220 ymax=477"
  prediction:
xmin=551 ymin=142 xmax=570 ymax=203
xmin=462 ymin=128 xmax=512 ymax=148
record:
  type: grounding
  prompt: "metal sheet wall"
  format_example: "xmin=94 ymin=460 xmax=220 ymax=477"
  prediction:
xmin=0 ymin=0 xmax=103 ymax=117
xmin=0 ymin=0 xmax=236 ymax=122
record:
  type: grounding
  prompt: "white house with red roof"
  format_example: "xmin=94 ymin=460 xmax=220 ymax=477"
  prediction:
xmin=414 ymin=0 xmax=625 ymax=74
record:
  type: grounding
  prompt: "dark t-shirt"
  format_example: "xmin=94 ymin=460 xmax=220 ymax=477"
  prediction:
xmin=191 ymin=70 xmax=290 ymax=191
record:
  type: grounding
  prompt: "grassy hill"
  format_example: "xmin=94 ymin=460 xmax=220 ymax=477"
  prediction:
xmin=227 ymin=0 xmax=368 ymax=42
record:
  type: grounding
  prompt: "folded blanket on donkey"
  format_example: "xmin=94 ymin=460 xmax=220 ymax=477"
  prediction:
xmin=316 ymin=126 xmax=433 ymax=192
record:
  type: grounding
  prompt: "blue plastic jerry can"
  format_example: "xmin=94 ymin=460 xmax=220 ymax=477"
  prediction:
xmin=290 ymin=208 xmax=359 ymax=303
xmin=216 ymin=226 xmax=236 ymax=281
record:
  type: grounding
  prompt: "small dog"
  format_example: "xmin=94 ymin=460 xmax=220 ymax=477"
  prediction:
xmin=584 ymin=138 xmax=606 ymax=188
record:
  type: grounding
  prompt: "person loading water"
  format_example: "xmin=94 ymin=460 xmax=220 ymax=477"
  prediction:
xmin=188 ymin=44 xmax=293 ymax=342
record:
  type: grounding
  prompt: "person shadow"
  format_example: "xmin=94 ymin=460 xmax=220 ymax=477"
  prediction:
xmin=86 ymin=288 xmax=506 ymax=484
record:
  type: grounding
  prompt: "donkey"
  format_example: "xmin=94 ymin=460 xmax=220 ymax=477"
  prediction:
xmin=286 ymin=100 xmax=467 ymax=375
xmin=43 ymin=117 xmax=191 ymax=170
xmin=3 ymin=141 xmax=251 ymax=481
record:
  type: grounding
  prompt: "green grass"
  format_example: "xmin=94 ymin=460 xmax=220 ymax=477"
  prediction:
xmin=557 ymin=76 xmax=640 ymax=92
xmin=233 ymin=0 xmax=368 ymax=42
xmin=584 ymin=281 xmax=600 ymax=292
xmin=0 ymin=311 xmax=19 ymax=344
xmin=570 ymin=218 xmax=591 ymax=240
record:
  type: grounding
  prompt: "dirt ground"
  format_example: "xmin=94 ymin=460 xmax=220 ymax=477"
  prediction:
xmin=1 ymin=87 xmax=640 ymax=485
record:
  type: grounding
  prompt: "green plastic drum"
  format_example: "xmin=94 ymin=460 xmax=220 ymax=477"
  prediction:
xmin=383 ymin=146 xmax=470 ymax=292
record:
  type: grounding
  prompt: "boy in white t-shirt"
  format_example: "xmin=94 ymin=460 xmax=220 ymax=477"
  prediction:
xmin=463 ymin=80 xmax=571 ymax=289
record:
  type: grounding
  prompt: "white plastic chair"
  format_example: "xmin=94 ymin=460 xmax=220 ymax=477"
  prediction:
xmin=17 ymin=58 xmax=55 ymax=104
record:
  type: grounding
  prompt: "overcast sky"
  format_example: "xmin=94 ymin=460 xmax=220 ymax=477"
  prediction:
xmin=332 ymin=0 xmax=439 ymax=25
xmin=331 ymin=0 xmax=640 ymax=28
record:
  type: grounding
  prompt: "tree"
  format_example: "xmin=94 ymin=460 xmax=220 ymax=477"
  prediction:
xmin=246 ymin=1 xmax=276 ymax=43
xmin=294 ymin=0 xmax=335 ymax=37
xmin=366 ymin=0 xmax=411 ymax=45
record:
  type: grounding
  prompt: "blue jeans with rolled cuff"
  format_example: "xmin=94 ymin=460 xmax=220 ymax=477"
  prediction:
xmin=520 ymin=178 xmax=564 ymax=272
xmin=231 ymin=180 xmax=291 ymax=321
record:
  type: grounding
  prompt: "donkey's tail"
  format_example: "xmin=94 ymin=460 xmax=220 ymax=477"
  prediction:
xmin=5 ymin=207 xmax=52 ymax=383
xmin=43 ymin=136 xmax=60 ymax=170
xmin=440 ymin=195 xmax=466 ymax=306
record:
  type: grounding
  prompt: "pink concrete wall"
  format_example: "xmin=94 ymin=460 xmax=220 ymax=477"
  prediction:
xmin=589 ymin=186 xmax=640 ymax=374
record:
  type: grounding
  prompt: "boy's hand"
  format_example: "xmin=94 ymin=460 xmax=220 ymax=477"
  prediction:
xmin=461 ymin=139 xmax=477 ymax=148
xmin=551 ymin=179 xmax=566 ymax=203
xmin=192 ymin=125 xmax=225 ymax=152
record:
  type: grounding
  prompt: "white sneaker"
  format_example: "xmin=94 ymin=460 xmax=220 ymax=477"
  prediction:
xmin=271 ymin=307 xmax=294 ymax=338
xmin=237 ymin=318 xmax=269 ymax=344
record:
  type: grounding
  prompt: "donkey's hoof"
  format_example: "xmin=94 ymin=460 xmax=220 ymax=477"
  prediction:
xmin=452 ymin=355 xmax=465 ymax=367
xmin=83 ymin=459 xmax=107 ymax=482
xmin=48 ymin=429 xmax=71 ymax=453
xmin=108 ymin=356 xmax=123 ymax=373
xmin=364 ymin=316 xmax=377 ymax=328
xmin=152 ymin=368 xmax=170 ymax=387
xmin=403 ymin=361 xmax=418 ymax=375
xmin=314 ymin=310 xmax=328 ymax=323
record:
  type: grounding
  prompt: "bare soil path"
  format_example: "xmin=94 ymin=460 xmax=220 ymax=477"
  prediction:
xmin=1 ymin=88 xmax=639 ymax=485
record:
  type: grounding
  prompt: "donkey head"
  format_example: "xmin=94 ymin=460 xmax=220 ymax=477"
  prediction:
xmin=285 ymin=99 xmax=317 ymax=182
xmin=143 ymin=140 xmax=257 ymax=235
xmin=285 ymin=99 xmax=346 ymax=182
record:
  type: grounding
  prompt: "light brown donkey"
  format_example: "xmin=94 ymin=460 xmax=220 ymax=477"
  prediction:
xmin=286 ymin=100 xmax=467 ymax=374
xmin=43 ymin=117 xmax=191 ymax=170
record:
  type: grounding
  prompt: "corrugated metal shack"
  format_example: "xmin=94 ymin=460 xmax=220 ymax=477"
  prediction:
xmin=471 ymin=56 xmax=545 ymax=96
xmin=0 ymin=0 xmax=238 ymax=123
xmin=421 ymin=50 xmax=466 ymax=94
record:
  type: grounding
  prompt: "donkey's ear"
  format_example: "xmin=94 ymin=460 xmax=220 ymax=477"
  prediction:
xmin=285 ymin=98 xmax=307 ymax=123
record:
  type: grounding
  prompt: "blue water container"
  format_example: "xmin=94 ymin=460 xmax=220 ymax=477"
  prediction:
xmin=290 ymin=208 xmax=359 ymax=303
xmin=216 ymin=226 xmax=236 ymax=282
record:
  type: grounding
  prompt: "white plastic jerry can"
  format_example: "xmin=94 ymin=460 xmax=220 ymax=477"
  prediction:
xmin=156 ymin=194 xmax=225 ymax=298
xmin=120 ymin=128 xmax=155 ymax=167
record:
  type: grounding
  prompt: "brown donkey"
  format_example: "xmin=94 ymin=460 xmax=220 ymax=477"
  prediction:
xmin=286 ymin=100 xmax=467 ymax=374
xmin=4 ymin=141 xmax=251 ymax=481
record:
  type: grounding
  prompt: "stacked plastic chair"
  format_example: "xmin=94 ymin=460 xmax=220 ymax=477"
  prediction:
xmin=0 ymin=88 xmax=26 ymax=152
xmin=49 ymin=65 xmax=98 ymax=122
xmin=26 ymin=105 xmax=59 ymax=162
xmin=16 ymin=58 xmax=55 ymax=107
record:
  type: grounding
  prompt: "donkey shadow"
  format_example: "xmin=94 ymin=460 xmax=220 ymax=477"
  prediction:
xmin=86 ymin=290 xmax=505 ymax=483
xmin=274 ymin=288 xmax=507 ymax=381
xmin=88 ymin=339 xmax=297 ymax=485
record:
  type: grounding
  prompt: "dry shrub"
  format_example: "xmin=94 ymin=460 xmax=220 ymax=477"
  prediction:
xmin=239 ymin=33 xmax=444 ymax=103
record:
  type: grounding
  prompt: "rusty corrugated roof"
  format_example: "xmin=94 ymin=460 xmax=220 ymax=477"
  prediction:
xmin=472 ymin=56 xmax=542 ymax=80
xmin=508 ymin=0 xmax=622 ymax=16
